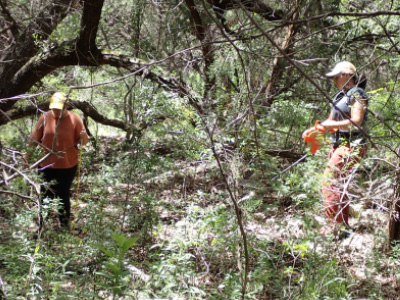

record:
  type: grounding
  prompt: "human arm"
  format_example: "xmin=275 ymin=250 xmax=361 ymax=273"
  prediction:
xmin=74 ymin=113 xmax=89 ymax=146
xmin=25 ymin=115 xmax=45 ymax=166
xmin=302 ymin=112 xmax=332 ymax=138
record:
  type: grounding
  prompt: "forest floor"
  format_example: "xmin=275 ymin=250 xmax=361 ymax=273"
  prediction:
xmin=76 ymin=137 xmax=400 ymax=298
xmin=2 ymin=137 xmax=400 ymax=299
xmin=75 ymin=137 xmax=400 ymax=299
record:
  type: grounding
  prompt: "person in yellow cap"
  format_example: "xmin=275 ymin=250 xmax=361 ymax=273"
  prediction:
xmin=28 ymin=92 xmax=89 ymax=230
xmin=302 ymin=61 xmax=368 ymax=237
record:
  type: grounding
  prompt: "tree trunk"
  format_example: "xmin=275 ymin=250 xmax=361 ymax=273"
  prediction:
xmin=389 ymin=152 xmax=400 ymax=244
xmin=264 ymin=6 xmax=299 ymax=107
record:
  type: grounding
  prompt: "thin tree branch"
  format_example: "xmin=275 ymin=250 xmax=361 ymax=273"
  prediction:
xmin=236 ymin=0 xmax=385 ymax=151
xmin=0 ymin=189 xmax=34 ymax=201
xmin=0 ymin=161 xmax=40 ymax=195
xmin=207 ymin=0 xmax=284 ymax=21
xmin=283 ymin=10 xmax=400 ymax=26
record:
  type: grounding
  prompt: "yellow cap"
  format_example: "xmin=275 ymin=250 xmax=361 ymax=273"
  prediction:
xmin=49 ymin=92 xmax=67 ymax=109
xmin=326 ymin=61 xmax=356 ymax=77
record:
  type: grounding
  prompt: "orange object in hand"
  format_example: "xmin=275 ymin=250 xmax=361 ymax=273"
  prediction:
xmin=303 ymin=121 xmax=329 ymax=155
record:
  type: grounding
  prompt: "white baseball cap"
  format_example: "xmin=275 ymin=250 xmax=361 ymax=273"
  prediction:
xmin=326 ymin=61 xmax=356 ymax=77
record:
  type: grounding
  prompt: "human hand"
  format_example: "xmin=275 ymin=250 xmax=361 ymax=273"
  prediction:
xmin=79 ymin=131 xmax=89 ymax=146
xmin=315 ymin=124 xmax=326 ymax=132
xmin=302 ymin=128 xmax=312 ymax=139
xmin=302 ymin=124 xmax=325 ymax=139
xmin=302 ymin=127 xmax=318 ymax=139
xmin=303 ymin=125 xmax=327 ymax=155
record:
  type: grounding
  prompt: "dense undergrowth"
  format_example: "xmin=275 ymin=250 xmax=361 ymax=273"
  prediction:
xmin=1 ymin=55 xmax=400 ymax=300
xmin=1 ymin=127 xmax=400 ymax=299
xmin=2 ymin=0 xmax=400 ymax=298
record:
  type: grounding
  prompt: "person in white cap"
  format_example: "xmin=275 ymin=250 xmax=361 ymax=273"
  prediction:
xmin=28 ymin=92 xmax=89 ymax=230
xmin=303 ymin=61 xmax=368 ymax=236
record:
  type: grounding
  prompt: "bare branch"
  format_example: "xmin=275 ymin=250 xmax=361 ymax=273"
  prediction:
xmin=284 ymin=10 xmax=400 ymax=26
xmin=207 ymin=0 xmax=284 ymax=21
xmin=236 ymin=0 xmax=390 ymax=152
xmin=3 ymin=98 xmax=141 ymax=133
xmin=0 ymin=48 xmax=204 ymax=124
xmin=71 ymin=100 xmax=132 ymax=132
xmin=0 ymin=161 xmax=40 ymax=195
xmin=0 ymin=189 xmax=34 ymax=201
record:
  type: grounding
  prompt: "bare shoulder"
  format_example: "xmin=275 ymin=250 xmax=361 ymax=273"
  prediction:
xmin=350 ymin=88 xmax=368 ymax=108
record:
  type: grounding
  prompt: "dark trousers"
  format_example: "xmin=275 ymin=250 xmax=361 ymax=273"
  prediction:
xmin=39 ymin=165 xmax=78 ymax=227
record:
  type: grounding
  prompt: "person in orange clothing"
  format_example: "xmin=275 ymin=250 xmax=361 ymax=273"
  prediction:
xmin=29 ymin=92 xmax=89 ymax=229
xmin=303 ymin=61 xmax=368 ymax=236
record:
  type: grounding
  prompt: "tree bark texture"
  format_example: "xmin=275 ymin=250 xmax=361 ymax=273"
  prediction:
xmin=0 ymin=0 xmax=204 ymax=124
xmin=389 ymin=155 xmax=400 ymax=243
xmin=0 ymin=0 xmax=77 ymax=110
xmin=0 ymin=0 xmax=285 ymax=118
xmin=265 ymin=7 xmax=299 ymax=107
xmin=0 ymin=0 xmax=104 ymax=115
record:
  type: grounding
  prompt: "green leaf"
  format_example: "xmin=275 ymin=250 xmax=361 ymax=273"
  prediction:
xmin=105 ymin=262 xmax=122 ymax=275
xmin=112 ymin=232 xmax=127 ymax=248
xmin=122 ymin=237 xmax=139 ymax=252
xmin=93 ymin=244 xmax=114 ymax=257
xmin=95 ymin=272 xmax=114 ymax=280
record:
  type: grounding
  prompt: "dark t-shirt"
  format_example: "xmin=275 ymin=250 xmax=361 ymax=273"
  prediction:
xmin=330 ymin=86 xmax=368 ymax=143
